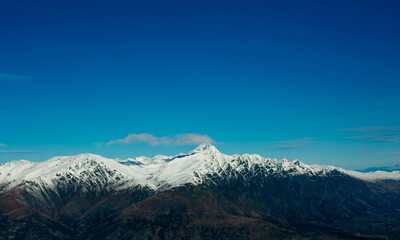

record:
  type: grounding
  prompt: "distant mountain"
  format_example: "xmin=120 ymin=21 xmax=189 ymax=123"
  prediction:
xmin=359 ymin=164 xmax=400 ymax=173
xmin=1 ymin=144 xmax=400 ymax=239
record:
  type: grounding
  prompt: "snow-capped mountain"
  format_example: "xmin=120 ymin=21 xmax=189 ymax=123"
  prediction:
xmin=1 ymin=144 xmax=400 ymax=239
xmin=1 ymin=144 xmax=399 ymax=193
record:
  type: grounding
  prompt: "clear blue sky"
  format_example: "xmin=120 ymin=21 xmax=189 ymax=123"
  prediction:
xmin=1 ymin=0 xmax=399 ymax=169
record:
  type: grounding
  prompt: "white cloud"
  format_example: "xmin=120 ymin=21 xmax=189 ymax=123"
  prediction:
xmin=0 ymin=73 xmax=30 ymax=81
xmin=0 ymin=151 xmax=47 ymax=153
xmin=0 ymin=143 xmax=48 ymax=153
xmin=106 ymin=133 xmax=216 ymax=146
xmin=341 ymin=126 xmax=400 ymax=143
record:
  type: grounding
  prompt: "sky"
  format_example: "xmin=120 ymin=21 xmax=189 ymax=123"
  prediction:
xmin=0 ymin=0 xmax=399 ymax=170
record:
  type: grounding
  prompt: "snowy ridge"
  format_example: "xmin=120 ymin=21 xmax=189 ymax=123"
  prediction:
xmin=342 ymin=169 xmax=400 ymax=181
xmin=0 ymin=153 xmax=147 ymax=192
xmin=1 ymin=144 xmax=399 ymax=193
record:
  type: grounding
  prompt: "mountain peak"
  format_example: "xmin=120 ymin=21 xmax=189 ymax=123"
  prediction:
xmin=75 ymin=153 xmax=103 ymax=159
xmin=193 ymin=143 xmax=220 ymax=153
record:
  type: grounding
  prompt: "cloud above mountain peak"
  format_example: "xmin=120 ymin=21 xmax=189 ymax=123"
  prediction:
xmin=106 ymin=133 xmax=216 ymax=146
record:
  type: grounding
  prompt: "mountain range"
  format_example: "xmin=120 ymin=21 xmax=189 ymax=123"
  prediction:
xmin=1 ymin=144 xmax=400 ymax=239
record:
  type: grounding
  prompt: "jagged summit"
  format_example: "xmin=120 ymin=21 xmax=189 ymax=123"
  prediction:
xmin=74 ymin=153 xmax=104 ymax=159
xmin=192 ymin=143 xmax=220 ymax=153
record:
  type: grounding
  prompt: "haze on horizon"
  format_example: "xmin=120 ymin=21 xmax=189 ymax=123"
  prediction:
xmin=0 ymin=0 xmax=399 ymax=170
